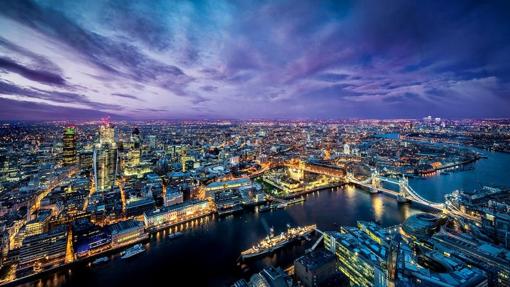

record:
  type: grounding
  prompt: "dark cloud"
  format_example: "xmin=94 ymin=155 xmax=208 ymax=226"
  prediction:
xmin=0 ymin=57 xmax=66 ymax=85
xmin=0 ymin=0 xmax=192 ymax=85
xmin=0 ymin=80 xmax=122 ymax=110
xmin=111 ymin=93 xmax=140 ymax=101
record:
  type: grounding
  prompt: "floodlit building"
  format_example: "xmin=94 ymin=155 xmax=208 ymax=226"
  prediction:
xmin=63 ymin=127 xmax=77 ymax=166
xmin=16 ymin=225 xmax=67 ymax=274
xmin=143 ymin=200 xmax=213 ymax=231
xmin=93 ymin=123 xmax=119 ymax=193
xmin=108 ymin=219 xmax=146 ymax=248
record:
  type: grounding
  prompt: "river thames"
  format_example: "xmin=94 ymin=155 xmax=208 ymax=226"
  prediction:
xmin=22 ymin=149 xmax=510 ymax=287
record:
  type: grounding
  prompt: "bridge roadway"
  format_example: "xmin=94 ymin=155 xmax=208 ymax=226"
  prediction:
xmin=348 ymin=179 xmax=400 ymax=196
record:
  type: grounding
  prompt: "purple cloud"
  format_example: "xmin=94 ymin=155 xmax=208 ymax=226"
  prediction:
xmin=0 ymin=0 xmax=509 ymax=120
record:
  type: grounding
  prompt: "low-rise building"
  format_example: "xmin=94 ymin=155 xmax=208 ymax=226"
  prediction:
xmin=164 ymin=191 xmax=183 ymax=207
xmin=143 ymin=200 xmax=214 ymax=231
xmin=16 ymin=225 xmax=67 ymax=274
xmin=108 ymin=219 xmax=146 ymax=248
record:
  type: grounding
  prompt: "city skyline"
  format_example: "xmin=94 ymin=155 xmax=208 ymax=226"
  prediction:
xmin=1 ymin=0 xmax=510 ymax=120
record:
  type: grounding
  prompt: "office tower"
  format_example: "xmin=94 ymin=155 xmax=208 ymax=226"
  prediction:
xmin=78 ymin=150 xmax=93 ymax=170
xmin=131 ymin=128 xmax=141 ymax=149
xmin=93 ymin=123 xmax=119 ymax=193
xmin=324 ymin=222 xmax=391 ymax=287
xmin=63 ymin=127 xmax=77 ymax=166
xmin=148 ymin=135 xmax=156 ymax=149
xmin=129 ymin=128 xmax=141 ymax=166
xmin=99 ymin=123 xmax=115 ymax=145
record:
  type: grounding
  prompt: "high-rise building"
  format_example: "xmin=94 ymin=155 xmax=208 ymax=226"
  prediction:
xmin=99 ymin=123 xmax=115 ymax=145
xmin=93 ymin=123 xmax=119 ymax=193
xmin=148 ymin=135 xmax=156 ymax=149
xmin=128 ymin=128 xmax=141 ymax=166
xmin=131 ymin=128 xmax=141 ymax=149
xmin=93 ymin=146 xmax=118 ymax=192
xmin=63 ymin=127 xmax=77 ymax=166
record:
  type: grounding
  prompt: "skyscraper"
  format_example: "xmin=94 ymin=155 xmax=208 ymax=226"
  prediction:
xmin=131 ymin=128 xmax=141 ymax=149
xmin=99 ymin=123 xmax=115 ymax=145
xmin=63 ymin=127 xmax=77 ymax=166
xmin=129 ymin=128 xmax=141 ymax=166
xmin=93 ymin=123 xmax=119 ymax=193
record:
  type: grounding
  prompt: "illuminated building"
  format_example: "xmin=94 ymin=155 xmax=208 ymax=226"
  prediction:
xmin=127 ymin=149 xmax=141 ymax=167
xmin=181 ymin=155 xmax=194 ymax=172
xmin=131 ymin=128 xmax=141 ymax=149
xmin=93 ymin=146 xmax=118 ymax=192
xmin=205 ymin=178 xmax=252 ymax=193
xmin=93 ymin=124 xmax=119 ymax=193
xmin=147 ymin=135 xmax=156 ymax=149
xmin=72 ymin=219 xmax=111 ymax=258
xmin=25 ymin=209 xmax=51 ymax=237
xmin=108 ymin=220 xmax=146 ymax=248
xmin=74 ymin=230 xmax=111 ymax=258
xmin=129 ymin=128 xmax=141 ymax=166
xmin=99 ymin=123 xmax=115 ymax=145
xmin=343 ymin=143 xmax=350 ymax=155
xmin=398 ymin=242 xmax=488 ymax=287
xmin=143 ymin=200 xmax=213 ymax=231
xmin=400 ymin=213 xmax=443 ymax=245
xmin=78 ymin=150 xmax=93 ymax=170
xmin=125 ymin=197 xmax=155 ymax=217
xmin=63 ymin=127 xmax=77 ymax=166
xmin=164 ymin=191 xmax=183 ymax=207
xmin=323 ymin=222 xmax=392 ymax=287
xmin=430 ymin=230 xmax=510 ymax=286
xmin=16 ymin=225 xmax=67 ymax=274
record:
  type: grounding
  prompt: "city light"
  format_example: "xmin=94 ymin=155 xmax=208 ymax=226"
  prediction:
xmin=0 ymin=1 xmax=509 ymax=286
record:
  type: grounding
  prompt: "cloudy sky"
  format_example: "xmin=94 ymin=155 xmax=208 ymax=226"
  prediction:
xmin=0 ymin=0 xmax=509 ymax=120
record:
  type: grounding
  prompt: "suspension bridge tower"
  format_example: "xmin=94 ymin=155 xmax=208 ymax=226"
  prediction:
xmin=370 ymin=170 xmax=381 ymax=194
xmin=397 ymin=176 xmax=411 ymax=203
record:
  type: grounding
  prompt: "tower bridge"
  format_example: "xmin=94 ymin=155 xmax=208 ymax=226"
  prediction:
xmin=270 ymin=159 xmax=443 ymax=211
xmin=346 ymin=171 xmax=444 ymax=211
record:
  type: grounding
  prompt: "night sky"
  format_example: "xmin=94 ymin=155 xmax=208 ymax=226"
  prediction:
xmin=1 ymin=0 xmax=509 ymax=120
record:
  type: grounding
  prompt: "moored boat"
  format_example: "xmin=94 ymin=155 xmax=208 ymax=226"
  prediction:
xmin=240 ymin=224 xmax=316 ymax=260
xmin=120 ymin=244 xmax=145 ymax=259
xmin=92 ymin=256 xmax=109 ymax=265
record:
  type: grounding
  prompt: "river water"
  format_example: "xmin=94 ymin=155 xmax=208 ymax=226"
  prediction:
xmin=22 ymin=150 xmax=510 ymax=287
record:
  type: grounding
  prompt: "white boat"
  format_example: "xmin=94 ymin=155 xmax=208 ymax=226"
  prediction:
xmin=92 ymin=256 xmax=109 ymax=265
xmin=276 ymin=203 xmax=287 ymax=209
xmin=168 ymin=231 xmax=184 ymax=239
xmin=121 ymin=244 xmax=145 ymax=259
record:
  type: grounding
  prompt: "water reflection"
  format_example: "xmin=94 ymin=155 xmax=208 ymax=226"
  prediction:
xmin=370 ymin=194 xmax=384 ymax=222
xmin=398 ymin=203 xmax=411 ymax=221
